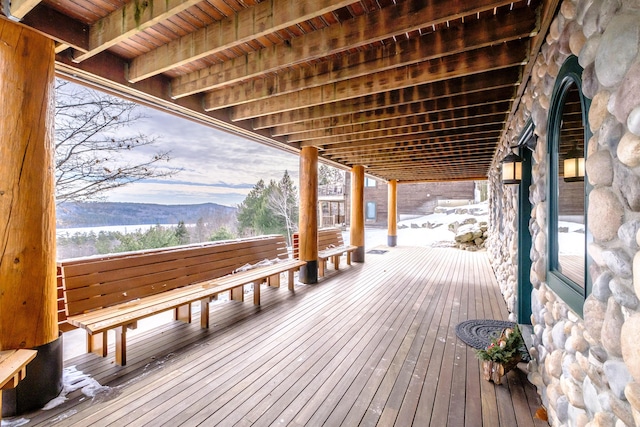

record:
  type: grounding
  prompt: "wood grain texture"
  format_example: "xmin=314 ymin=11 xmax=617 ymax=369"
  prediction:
xmin=26 ymin=247 xmax=545 ymax=426
xmin=387 ymin=179 xmax=397 ymax=237
xmin=0 ymin=19 xmax=58 ymax=349
xmin=298 ymin=147 xmax=318 ymax=262
xmin=350 ymin=165 xmax=365 ymax=248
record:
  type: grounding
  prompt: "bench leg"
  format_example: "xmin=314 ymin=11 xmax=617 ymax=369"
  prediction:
xmin=175 ymin=304 xmax=191 ymax=323
xmin=231 ymin=286 xmax=244 ymax=302
xmin=347 ymin=251 xmax=352 ymax=265
xmin=333 ymin=255 xmax=340 ymax=270
xmin=319 ymin=259 xmax=325 ymax=277
xmin=268 ymin=273 xmax=280 ymax=288
xmin=200 ymin=299 xmax=210 ymax=328
xmin=115 ymin=326 xmax=127 ymax=366
xmin=288 ymin=270 xmax=295 ymax=291
xmin=87 ymin=332 xmax=108 ymax=357
xmin=253 ymin=282 xmax=261 ymax=305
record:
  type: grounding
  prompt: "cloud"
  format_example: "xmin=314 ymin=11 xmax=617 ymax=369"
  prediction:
xmin=106 ymin=104 xmax=300 ymax=206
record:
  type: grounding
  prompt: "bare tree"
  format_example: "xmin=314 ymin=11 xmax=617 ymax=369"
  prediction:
xmin=54 ymin=80 xmax=175 ymax=204
xmin=266 ymin=171 xmax=298 ymax=245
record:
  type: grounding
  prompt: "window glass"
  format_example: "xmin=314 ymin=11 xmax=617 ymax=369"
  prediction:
xmin=365 ymin=178 xmax=377 ymax=187
xmin=555 ymin=83 xmax=585 ymax=286
xmin=546 ymin=55 xmax=592 ymax=316
xmin=366 ymin=201 xmax=376 ymax=220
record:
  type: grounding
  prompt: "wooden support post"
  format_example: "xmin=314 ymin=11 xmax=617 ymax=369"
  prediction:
xmin=0 ymin=21 xmax=63 ymax=414
xmin=0 ymin=18 xmax=58 ymax=351
xmin=299 ymin=147 xmax=318 ymax=283
xmin=350 ymin=166 xmax=365 ymax=262
xmin=388 ymin=179 xmax=398 ymax=247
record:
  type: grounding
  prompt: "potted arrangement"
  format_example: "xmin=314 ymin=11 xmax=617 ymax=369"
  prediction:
xmin=475 ymin=325 xmax=525 ymax=384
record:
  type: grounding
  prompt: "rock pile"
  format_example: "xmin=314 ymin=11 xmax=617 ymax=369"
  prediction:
xmin=449 ymin=218 xmax=489 ymax=250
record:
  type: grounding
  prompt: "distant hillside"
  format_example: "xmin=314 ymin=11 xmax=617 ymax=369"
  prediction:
xmin=56 ymin=202 xmax=237 ymax=228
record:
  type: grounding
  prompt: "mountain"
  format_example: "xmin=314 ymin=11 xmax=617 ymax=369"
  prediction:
xmin=56 ymin=202 xmax=237 ymax=228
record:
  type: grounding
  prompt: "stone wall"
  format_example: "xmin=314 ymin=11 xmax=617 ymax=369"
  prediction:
xmin=487 ymin=0 xmax=640 ymax=425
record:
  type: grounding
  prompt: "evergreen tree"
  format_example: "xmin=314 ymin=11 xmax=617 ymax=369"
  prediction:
xmin=210 ymin=227 xmax=235 ymax=241
xmin=175 ymin=221 xmax=190 ymax=245
xmin=237 ymin=172 xmax=299 ymax=242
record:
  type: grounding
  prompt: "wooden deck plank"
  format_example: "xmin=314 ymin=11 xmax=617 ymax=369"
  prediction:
xmin=20 ymin=247 xmax=545 ymax=427
xmin=249 ymin=249 xmax=441 ymax=427
xmin=182 ymin=250 xmax=430 ymax=426
xmin=331 ymin=248 xmax=453 ymax=427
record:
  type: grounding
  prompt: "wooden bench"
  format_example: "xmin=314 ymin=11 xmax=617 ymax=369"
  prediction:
xmin=0 ymin=349 xmax=37 ymax=421
xmin=292 ymin=228 xmax=358 ymax=277
xmin=59 ymin=235 xmax=305 ymax=365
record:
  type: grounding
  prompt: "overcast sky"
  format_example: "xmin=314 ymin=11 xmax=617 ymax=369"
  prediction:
xmin=104 ymin=105 xmax=301 ymax=207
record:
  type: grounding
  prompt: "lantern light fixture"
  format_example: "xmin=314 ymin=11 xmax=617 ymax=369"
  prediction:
xmin=563 ymin=146 xmax=584 ymax=182
xmin=500 ymin=149 xmax=523 ymax=185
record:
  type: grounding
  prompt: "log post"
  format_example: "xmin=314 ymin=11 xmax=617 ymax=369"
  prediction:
xmin=0 ymin=18 xmax=62 ymax=416
xmin=299 ymin=147 xmax=318 ymax=283
xmin=350 ymin=166 xmax=365 ymax=262
xmin=387 ymin=179 xmax=398 ymax=247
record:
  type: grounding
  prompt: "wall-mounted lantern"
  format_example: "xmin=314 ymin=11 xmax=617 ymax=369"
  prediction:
xmin=501 ymin=150 xmax=523 ymax=185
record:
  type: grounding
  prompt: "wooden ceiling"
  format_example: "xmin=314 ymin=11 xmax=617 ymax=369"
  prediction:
xmin=7 ymin=0 xmax=557 ymax=183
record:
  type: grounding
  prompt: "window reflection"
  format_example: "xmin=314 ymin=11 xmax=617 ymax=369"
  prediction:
xmin=555 ymin=83 xmax=585 ymax=286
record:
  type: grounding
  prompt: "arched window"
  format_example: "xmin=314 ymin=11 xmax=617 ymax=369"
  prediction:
xmin=547 ymin=56 xmax=592 ymax=316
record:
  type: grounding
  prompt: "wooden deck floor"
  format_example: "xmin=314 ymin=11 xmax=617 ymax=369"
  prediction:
xmin=25 ymin=246 xmax=546 ymax=426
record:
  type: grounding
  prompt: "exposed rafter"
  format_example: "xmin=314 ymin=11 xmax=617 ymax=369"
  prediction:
xmin=14 ymin=0 xmax=547 ymax=182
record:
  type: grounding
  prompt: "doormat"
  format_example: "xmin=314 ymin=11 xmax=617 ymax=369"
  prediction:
xmin=455 ymin=319 xmax=516 ymax=349
xmin=367 ymin=249 xmax=388 ymax=255
xmin=455 ymin=319 xmax=530 ymax=361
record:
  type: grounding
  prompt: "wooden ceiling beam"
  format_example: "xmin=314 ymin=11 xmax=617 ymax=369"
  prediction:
xmin=226 ymin=40 xmax=528 ymax=120
xmin=296 ymin=115 xmax=506 ymax=147
xmin=197 ymin=8 xmax=535 ymax=105
xmin=324 ymin=132 xmax=502 ymax=156
xmin=128 ymin=0 xmax=357 ymax=82
xmin=322 ymin=126 xmax=504 ymax=152
xmin=367 ymin=161 xmax=491 ymax=171
xmin=286 ymin=87 xmax=514 ymax=141
xmin=9 ymin=0 xmax=40 ymax=19
xmin=20 ymin=3 xmax=89 ymax=52
xmin=254 ymin=68 xmax=519 ymax=130
xmin=371 ymin=172 xmax=489 ymax=181
xmin=172 ymin=0 xmax=519 ymax=97
xmin=72 ymin=0 xmax=205 ymax=63
xmin=310 ymin=103 xmax=510 ymax=148
xmin=334 ymin=146 xmax=498 ymax=162
xmin=350 ymin=158 xmax=496 ymax=169
xmin=312 ymin=128 xmax=502 ymax=153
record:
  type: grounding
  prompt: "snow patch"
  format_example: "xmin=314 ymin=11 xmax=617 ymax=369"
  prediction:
xmin=42 ymin=366 xmax=110 ymax=410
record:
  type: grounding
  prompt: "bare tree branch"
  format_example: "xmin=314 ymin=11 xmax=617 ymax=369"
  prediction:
xmin=54 ymin=80 xmax=177 ymax=204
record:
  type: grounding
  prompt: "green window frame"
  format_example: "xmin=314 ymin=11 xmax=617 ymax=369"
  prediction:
xmin=546 ymin=55 xmax=593 ymax=317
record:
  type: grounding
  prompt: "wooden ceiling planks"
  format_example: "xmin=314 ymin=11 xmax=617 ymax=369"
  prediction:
xmin=13 ymin=0 xmax=549 ymax=182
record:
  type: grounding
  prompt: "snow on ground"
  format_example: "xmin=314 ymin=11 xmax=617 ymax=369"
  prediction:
xmin=361 ymin=201 xmax=489 ymax=249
